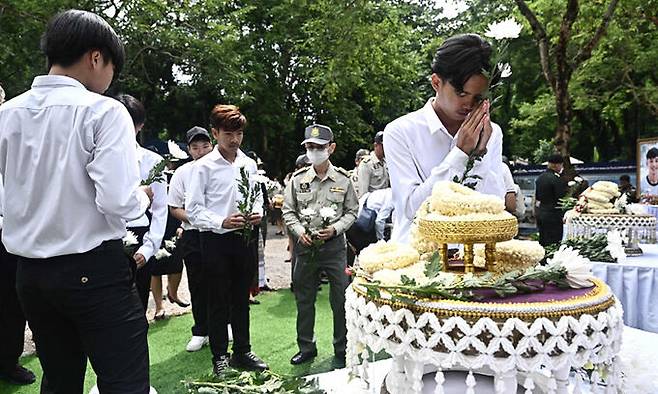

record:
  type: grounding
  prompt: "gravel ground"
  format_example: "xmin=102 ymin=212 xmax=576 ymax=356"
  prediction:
xmin=21 ymin=232 xmax=292 ymax=357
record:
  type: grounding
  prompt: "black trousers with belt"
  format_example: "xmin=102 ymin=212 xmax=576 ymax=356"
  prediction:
xmin=536 ymin=208 xmax=564 ymax=247
xmin=180 ymin=229 xmax=207 ymax=337
xmin=0 ymin=240 xmax=25 ymax=373
xmin=200 ymin=231 xmax=256 ymax=361
xmin=16 ymin=240 xmax=150 ymax=394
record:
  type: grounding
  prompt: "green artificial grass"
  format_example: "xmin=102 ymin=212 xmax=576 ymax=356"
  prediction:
xmin=0 ymin=287 xmax=341 ymax=394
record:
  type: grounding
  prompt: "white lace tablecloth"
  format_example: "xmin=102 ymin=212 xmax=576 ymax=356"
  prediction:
xmin=592 ymin=244 xmax=658 ymax=333
xmin=346 ymin=286 xmax=623 ymax=394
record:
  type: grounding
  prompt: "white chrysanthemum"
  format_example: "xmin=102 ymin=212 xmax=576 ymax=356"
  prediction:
xmin=300 ymin=208 xmax=316 ymax=217
xmin=498 ymin=62 xmax=512 ymax=78
xmin=473 ymin=239 xmax=545 ymax=272
xmin=359 ymin=240 xmax=420 ymax=273
xmin=372 ymin=262 xmax=429 ymax=286
xmin=123 ymin=231 xmax=139 ymax=246
xmin=319 ymin=207 xmax=337 ymax=220
xmin=154 ymin=248 xmax=172 ymax=260
xmin=484 ymin=18 xmax=522 ymax=40
xmin=167 ymin=140 xmax=189 ymax=160
xmin=606 ymin=230 xmax=626 ymax=262
xmin=548 ymin=246 xmax=594 ymax=288
xmin=164 ymin=240 xmax=176 ymax=250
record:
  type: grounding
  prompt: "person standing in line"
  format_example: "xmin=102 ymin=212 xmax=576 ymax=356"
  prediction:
xmin=168 ymin=126 xmax=215 ymax=351
xmin=350 ymin=148 xmax=369 ymax=196
xmin=0 ymin=10 xmax=153 ymax=393
xmin=186 ymin=105 xmax=268 ymax=374
xmin=535 ymin=153 xmax=567 ymax=246
xmin=114 ymin=94 xmax=168 ymax=315
xmin=384 ymin=34 xmax=507 ymax=243
xmin=282 ymin=124 xmax=358 ymax=368
xmin=357 ymin=131 xmax=390 ymax=198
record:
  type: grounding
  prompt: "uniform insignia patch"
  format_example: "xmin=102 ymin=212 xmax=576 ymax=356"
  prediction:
xmin=330 ymin=187 xmax=345 ymax=193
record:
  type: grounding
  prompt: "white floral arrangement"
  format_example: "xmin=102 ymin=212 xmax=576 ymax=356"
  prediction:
xmin=542 ymin=245 xmax=595 ymax=288
xmin=472 ymin=239 xmax=545 ymax=271
xmin=358 ymin=240 xmax=420 ymax=274
xmin=420 ymin=181 xmax=506 ymax=218
xmin=167 ymin=140 xmax=189 ymax=160
xmin=569 ymin=180 xmax=626 ymax=215
xmin=123 ymin=230 xmax=139 ymax=247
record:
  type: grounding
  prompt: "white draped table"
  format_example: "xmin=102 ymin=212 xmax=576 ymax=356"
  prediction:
xmin=592 ymin=244 xmax=658 ymax=333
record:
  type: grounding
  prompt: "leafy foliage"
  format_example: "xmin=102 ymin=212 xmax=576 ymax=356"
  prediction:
xmin=544 ymin=234 xmax=615 ymax=262
xmin=184 ymin=369 xmax=325 ymax=393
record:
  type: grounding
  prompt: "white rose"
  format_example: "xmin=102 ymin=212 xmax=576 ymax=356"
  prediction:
xmin=319 ymin=207 xmax=337 ymax=220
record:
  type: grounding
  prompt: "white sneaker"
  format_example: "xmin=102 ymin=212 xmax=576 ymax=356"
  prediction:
xmin=186 ymin=336 xmax=209 ymax=352
xmin=90 ymin=385 xmax=157 ymax=393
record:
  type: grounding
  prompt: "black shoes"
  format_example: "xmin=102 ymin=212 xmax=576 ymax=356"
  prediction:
xmin=290 ymin=350 xmax=317 ymax=365
xmin=333 ymin=354 xmax=346 ymax=369
xmin=0 ymin=365 xmax=36 ymax=385
xmin=167 ymin=294 xmax=190 ymax=307
xmin=229 ymin=351 xmax=268 ymax=372
xmin=212 ymin=355 xmax=230 ymax=376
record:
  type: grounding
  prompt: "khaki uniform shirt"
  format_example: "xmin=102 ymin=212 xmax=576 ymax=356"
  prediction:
xmin=282 ymin=163 xmax=358 ymax=239
xmin=357 ymin=154 xmax=390 ymax=198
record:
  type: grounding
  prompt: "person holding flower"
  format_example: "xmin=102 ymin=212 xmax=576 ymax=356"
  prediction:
xmin=384 ymin=30 xmax=519 ymax=243
xmin=282 ymin=124 xmax=358 ymax=368
xmin=185 ymin=104 xmax=267 ymax=375
xmin=114 ymin=94 xmax=169 ymax=314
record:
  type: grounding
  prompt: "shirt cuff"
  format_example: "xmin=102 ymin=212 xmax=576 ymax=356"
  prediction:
xmin=136 ymin=245 xmax=154 ymax=262
xmin=291 ymin=224 xmax=306 ymax=239
xmin=443 ymin=146 xmax=469 ymax=174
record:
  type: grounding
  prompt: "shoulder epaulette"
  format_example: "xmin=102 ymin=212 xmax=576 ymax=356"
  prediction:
xmin=335 ymin=166 xmax=351 ymax=178
xmin=360 ymin=155 xmax=372 ymax=164
xmin=292 ymin=166 xmax=309 ymax=177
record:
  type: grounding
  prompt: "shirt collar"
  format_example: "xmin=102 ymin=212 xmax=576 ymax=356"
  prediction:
xmin=422 ymin=98 xmax=450 ymax=136
xmin=207 ymin=146 xmax=246 ymax=165
xmin=31 ymin=75 xmax=87 ymax=90
xmin=303 ymin=162 xmax=337 ymax=183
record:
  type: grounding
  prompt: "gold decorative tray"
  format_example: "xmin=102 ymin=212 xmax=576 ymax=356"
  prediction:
xmin=418 ymin=216 xmax=518 ymax=243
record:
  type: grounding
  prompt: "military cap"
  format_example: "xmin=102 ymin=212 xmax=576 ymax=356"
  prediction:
xmin=301 ymin=124 xmax=333 ymax=145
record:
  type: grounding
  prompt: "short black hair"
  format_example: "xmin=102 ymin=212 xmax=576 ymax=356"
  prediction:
xmin=40 ymin=10 xmax=125 ymax=74
xmin=431 ymin=34 xmax=492 ymax=92
xmin=647 ymin=147 xmax=658 ymax=160
xmin=620 ymin=175 xmax=631 ymax=182
xmin=113 ymin=94 xmax=145 ymax=126
xmin=547 ymin=153 xmax=563 ymax=164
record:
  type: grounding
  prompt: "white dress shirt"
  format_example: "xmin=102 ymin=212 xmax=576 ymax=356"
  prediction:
xmin=384 ymin=98 xmax=506 ymax=244
xmin=0 ymin=75 xmax=149 ymax=258
xmin=185 ymin=147 xmax=263 ymax=234
xmin=168 ymin=161 xmax=196 ymax=231
xmin=0 ymin=174 xmax=4 ymax=230
xmin=126 ymin=145 xmax=168 ymax=261
xmin=358 ymin=188 xmax=394 ymax=240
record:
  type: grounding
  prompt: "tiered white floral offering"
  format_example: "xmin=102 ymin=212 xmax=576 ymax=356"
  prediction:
xmin=347 ymin=183 xmax=624 ymax=394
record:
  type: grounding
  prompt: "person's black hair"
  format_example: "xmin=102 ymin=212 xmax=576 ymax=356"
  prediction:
xmin=113 ymin=94 xmax=145 ymax=126
xmin=620 ymin=174 xmax=631 ymax=182
xmin=431 ymin=34 xmax=492 ymax=92
xmin=40 ymin=10 xmax=125 ymax=74
xmin=547 ymin=153 xmax=563 ymax=164
xmin=647 ymin=147 xmax=658 ymax=160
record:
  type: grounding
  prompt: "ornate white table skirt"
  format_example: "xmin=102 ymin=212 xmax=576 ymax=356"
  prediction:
xmin=345 ymin=287 xmax=624 ymax=394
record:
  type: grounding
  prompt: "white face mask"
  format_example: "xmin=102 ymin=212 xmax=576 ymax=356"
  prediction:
xmin=306 ymin=149 xmax=329 ymax=165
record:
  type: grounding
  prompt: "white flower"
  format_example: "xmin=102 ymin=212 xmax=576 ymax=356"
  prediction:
xmin=606 ymin=230 xmax=626 ymax=262
xmin=498 ymin=62 xmax=512 ymax=78
xmin=164 ymin=239 xmax=176 ymax=250
xmin=319 ymin=207 xmax=337 ymax=220
xmin=167 ymin=140 xmax=189 ymax=160
xmin=123 ymin=231 xmax=138 ymax=246
xmin=568 ymin=180 xmax=576 ymax=187
xmin=574 ymin=176 xmax=584 ymax=182
xmin=548 ymin=246 xmax=594 ymax=288
xmin=484 ymin=18 xmax=522 ymax=40
xmin=300 ymin=208 xmax=316 ymax=217
xmin=154 ymin=248 xmax=172 ymax=260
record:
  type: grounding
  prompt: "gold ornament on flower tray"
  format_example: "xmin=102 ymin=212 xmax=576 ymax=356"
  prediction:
xmin=415 ymin=181 xmax=517 ymax=274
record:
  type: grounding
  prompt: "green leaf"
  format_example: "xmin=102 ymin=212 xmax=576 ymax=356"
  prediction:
xmin=424 ymin=252 xmax=442 ymax=278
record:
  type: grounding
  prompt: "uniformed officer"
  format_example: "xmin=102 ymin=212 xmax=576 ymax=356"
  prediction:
xmin=357 ymin=131 xmax=390 ymax=198
xmin=535 ymin=153 xmax=567 ymax=246
xmin=350 ymin=148 xmax=369 ymax=196
xmin=282 ymin=124 xmax=358 ymax=368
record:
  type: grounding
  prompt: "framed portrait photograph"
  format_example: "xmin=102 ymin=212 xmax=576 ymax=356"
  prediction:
xmin=637 ymin=137 xmax=658 ymax=197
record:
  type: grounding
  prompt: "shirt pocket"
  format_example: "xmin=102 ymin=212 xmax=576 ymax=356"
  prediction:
xmin=296 ymin=192 xmax=314 ymax=208
xmin=326 ymin=191 xmax=345 ymax=218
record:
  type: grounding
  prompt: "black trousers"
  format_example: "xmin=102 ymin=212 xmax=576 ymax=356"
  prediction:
xmin=0 ymin=241 xmax=25 ymax=372
xmin=200 ymin=231 xmax=255 ymax=360
xmin=180 ymin=229 xmax=207 ymax=337
xmin=128 ymin=226 xmax=153 ymax=311
xmin=537 ymin=209 xmax=564 ymax=247
xmin=16 ymin=240 xmax=149 ymax=394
